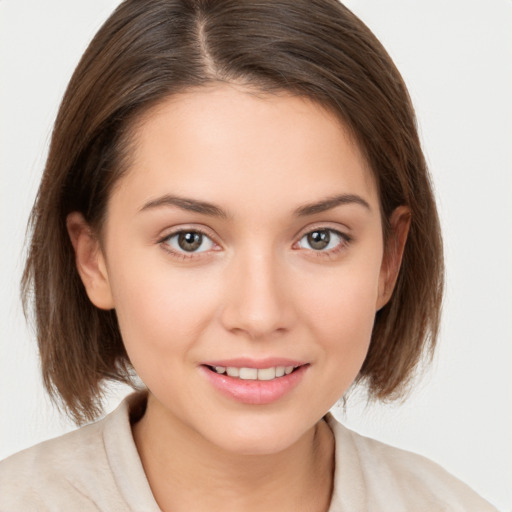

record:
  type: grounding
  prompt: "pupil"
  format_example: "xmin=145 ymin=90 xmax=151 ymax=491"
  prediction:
xmin=308 ymin=230 xmax=330 ymax=250
xmin=178 ymin=232 xmax=202 ymax=251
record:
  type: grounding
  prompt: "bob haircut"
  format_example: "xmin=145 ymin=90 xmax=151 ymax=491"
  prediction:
xmin=22 ymin=0 xmax=443 ymax=424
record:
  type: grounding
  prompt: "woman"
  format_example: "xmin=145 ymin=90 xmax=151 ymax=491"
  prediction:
xmin=0 ymin=1 xmax=499 ymax=510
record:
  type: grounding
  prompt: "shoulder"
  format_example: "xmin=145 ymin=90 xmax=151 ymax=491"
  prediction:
xmin=0 ymin=416 xmax=115 ymax=511
xmin=326 ymin=414 xmax=498 ymax=512
xmin=0 ymin=392 xmax=155 ymax=512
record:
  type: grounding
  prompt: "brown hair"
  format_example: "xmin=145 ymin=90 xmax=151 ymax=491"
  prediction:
xmin=22 ymin=0 xmax=443 ymax=424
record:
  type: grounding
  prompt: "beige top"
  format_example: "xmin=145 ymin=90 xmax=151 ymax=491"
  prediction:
xmin=0 ymin=392 xmax=497 ymax=512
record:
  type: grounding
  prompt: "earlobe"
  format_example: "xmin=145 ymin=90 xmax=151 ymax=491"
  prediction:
xmin=66 ymin=212 xmax=115 ymax=310
xmin=376 ymin=206 xmax=411 ymax=310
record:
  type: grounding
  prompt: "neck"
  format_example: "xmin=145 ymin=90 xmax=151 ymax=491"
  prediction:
xmin=132 ymin=393 xmax=334 ymax=512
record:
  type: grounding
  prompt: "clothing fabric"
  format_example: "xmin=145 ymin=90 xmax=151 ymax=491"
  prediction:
xmin=0 ymin=392 xmax=497 ymax=512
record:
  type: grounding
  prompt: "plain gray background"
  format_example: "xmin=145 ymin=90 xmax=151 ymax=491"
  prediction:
xmin=1 ymin=1 xmax=511 ymax=510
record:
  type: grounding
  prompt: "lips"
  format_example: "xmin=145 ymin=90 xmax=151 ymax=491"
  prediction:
xmin=200 ymin=359 xmax=309 ymax=405
xmin=207 ymin=365 xmax=297 ymax=381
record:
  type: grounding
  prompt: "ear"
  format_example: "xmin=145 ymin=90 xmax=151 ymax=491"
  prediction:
xmin=376 ymin=206 xmax=411 ymax=310
xmin=66 ymin=212 xmax=115 ymax=310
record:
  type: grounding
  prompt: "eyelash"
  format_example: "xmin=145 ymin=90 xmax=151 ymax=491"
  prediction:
xmin=158 ymin=227 xmax=351 ymax=260
xmin=295 ymin=228 xmax=352 ymax=258
xmin=158 ymin=227 xmax=218 ymax=260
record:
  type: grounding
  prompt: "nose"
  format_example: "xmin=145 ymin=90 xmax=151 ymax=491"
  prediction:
xmin=219 ymin=248 xmax=296 ymax=340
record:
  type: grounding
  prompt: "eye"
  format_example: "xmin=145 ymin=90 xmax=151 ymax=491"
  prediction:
xmin=163 ymin=230 xmax=215 ymax=254
xmin=297 ymin=228 xmax=347 ymax=252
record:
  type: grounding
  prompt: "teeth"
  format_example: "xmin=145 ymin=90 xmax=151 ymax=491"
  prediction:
xmin=211 ymin=365 xmax=299 ymax=380
xmin=257 ymin=367 xmax=276 ymax=380
xmin=226 ymin=367 xmax=239 ymax=377
xmin=239 ymin=367 xmax=258 ymax=380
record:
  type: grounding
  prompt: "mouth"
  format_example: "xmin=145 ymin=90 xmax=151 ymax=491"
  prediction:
xmin=204 ymin=364 xmax=303 ymax=381
xmin=200 ymin=362 xmax=309 ymax=404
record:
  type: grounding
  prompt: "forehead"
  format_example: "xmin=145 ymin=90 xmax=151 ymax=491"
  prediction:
xmin=114 ymin=84 xmax=379 ymax=218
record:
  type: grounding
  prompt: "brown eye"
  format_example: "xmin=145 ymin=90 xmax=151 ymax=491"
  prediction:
xmin=307 ymin=230 xmax=331 ymax=250
xmin=297 ymin=228 xmax=347 ymax=252
xmin=178 ymin=231 xmax=203 ymax=251
xmin=164 ymin=230 xmax=215 ymax=254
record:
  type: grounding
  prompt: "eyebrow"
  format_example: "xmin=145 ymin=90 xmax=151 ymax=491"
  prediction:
xmin=140 ymin=194 xmax=229 ymax=219
xmin=293 ymin=194 xmax=371 ymax=216
xmin=139 ymin=193 xmax=370 ymax=218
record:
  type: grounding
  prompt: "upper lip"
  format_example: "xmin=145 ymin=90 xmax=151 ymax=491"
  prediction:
xmin=201 ymin=357 xmax=308 ymax=369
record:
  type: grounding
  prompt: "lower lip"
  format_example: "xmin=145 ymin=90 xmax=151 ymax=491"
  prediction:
xmin=200 ymin=365 xmax=309 ymax=405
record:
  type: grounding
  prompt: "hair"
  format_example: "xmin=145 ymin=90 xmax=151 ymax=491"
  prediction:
xmin=22 ymin=0 xmax=443 ymax=424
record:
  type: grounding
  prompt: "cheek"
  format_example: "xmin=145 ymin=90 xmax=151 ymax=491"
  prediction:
xmin=107 ymin=256 xmax=220 ymax=364
xmin=296 ymin=257 xmax=382 ymax=373
xmin=301 ymin=256 xmax=381 ymax=327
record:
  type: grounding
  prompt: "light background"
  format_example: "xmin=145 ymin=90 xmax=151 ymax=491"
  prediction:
xmin=1 ymin=1 xmax=511 ymax=510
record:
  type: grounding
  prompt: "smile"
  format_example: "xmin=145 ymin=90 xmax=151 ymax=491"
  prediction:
xmin=208 ymin=365 xmax=297 ymax=381
xmin=201 ymin=362 xmax=309 ymax=405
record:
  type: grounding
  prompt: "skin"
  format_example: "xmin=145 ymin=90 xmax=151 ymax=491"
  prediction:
xmin=68 ymin=84 xmax=410 ymax=512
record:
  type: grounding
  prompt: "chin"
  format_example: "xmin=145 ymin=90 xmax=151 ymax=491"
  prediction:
xmin=201 ymin=414 xmax=315 ymax=456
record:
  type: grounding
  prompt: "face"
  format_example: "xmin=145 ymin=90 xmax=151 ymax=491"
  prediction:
xmin=71 ymin=84 xmax=402 ymax=455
